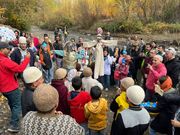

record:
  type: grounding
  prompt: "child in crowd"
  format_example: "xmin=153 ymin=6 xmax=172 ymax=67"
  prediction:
xmin=67 ymin=76 xmax=91 ymax=134
xmin=111 ymin=85 xmax=150 ymax=135
xmin=64 ymin=68 xmax=77 ymax=91
xmin=114 ymin=54 xmax=129 ymax=88
xmin=82 ymin=67 xmax=103 ymax=92
xmin=103 ymin=47 xmax=113 ymax=91
xmin=84 ymin=86 xmax=108 ymax=134
xmin=51 ymin=68 xmax=69 ymax=115
xmin=110 ymin=77 xmax=134 ymax=119
xmin=76 ymin=63 xmax=83 ymax=77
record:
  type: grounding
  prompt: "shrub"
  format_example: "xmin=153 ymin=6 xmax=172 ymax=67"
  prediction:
xmin=92 ymin=21 xmax=120 ymax=33
xmin=119 ymin=20 xmax=143 ymax=34
xmin=40 ymin=16 xmax=73 ymax=31
xmin=5 ymin=13 xmax=30 ymax=31
xmin=146 ymin=22 xmax=180 ymax=33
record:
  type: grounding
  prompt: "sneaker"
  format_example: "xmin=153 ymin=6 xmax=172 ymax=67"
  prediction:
xmin=7 ymin=126 xmax=20 ymax=133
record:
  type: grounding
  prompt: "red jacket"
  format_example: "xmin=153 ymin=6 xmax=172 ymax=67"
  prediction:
xmin=0 ymin=52 xmax=30 ymax=93
xmin=68 ymin=91 xmax=91 ymax=124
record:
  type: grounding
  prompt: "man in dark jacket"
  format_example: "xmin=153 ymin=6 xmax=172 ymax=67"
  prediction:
xmin=21 ymin=67 xmax=44 ymax=117
xmin=147 ymin=86 xmax=179 ymax=135
xmin=165 ymin=47 xmax=180 ymax=88
xmin=10 ymin=36 xmax=35 ymax=67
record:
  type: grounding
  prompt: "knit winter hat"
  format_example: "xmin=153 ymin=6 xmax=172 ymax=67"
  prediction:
xmin=55 ymin=68 xmax=67 ymax=80
xmin=127 ymin=85 xmax=145 ymax=105
xmin=23 ymin=67 xmax=42 ymax=83
xmin=19 ymin=36 xmax=27 ymax=44
xmin=33 ymin=84 xmax=59 ymax=112
xmin=83 ymin=67 xmax=92 ymax=77
xmin=120 ymin=77 xmax=135 ymax=90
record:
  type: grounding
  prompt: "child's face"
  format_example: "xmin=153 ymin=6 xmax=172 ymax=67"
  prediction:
xmin=43 ymin=46 xmax=48 ymax=51
xmin=104 ymin=51 xmax=108 ymax=56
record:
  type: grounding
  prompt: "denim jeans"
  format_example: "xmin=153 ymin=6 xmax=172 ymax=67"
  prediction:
xmin=42 ymin=64 xmax=54 ymax=84
xmin=89 ymin=129 xmax=105 ymax=135
xmin=103 ymin=75 xmax=110 ymax=89
xmin=149 ymin=127 xmax=156 ymax=135
xmin=3 ymin=89 xmax=21 ymax=128
xmin=80 ymin=123 xmax=89 ymax=135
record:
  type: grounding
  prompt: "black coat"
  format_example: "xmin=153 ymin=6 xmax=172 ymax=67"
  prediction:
xmin=21 ymin=87 xmax=37 ymax=117
xmin=146 ymin=89 xmax=179 ymax=135
xmin=10 ymin=48 xmax=35 ymax=66
xmin=164 ymin=91 xmax=180 ymax=135
xmin=165 ymin=58 xmax=180 ymax=88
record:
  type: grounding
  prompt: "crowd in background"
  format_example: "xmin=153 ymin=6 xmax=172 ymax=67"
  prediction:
xmin=0 ymin=27 xmax=180 ymax=135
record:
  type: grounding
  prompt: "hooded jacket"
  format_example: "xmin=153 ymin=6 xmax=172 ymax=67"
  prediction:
xmin=84 ymin=98 xmax=108 ymax=130
xmin=51 ymin=79 xmax=69 ymax=115
xmin=68 ymin=91 xmax=91 ymax=124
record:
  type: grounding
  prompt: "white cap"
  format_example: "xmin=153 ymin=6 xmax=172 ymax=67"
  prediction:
xmin=165 ymin=47 xmax=176 ymax=56
xmin=23 ymin=67 xmax=42 ymax=83
xmin=127 ymin=85 xmax=145 ymax=105
xmin=19 ymin=36 xmax=27 ymax=44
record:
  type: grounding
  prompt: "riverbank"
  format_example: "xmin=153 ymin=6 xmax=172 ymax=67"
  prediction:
xmin=31 ymin=26 xmax=180 ymax=47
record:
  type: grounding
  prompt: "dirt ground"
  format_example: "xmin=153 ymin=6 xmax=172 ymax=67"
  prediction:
xmin=0 ymin=26 xmax=177 ymax=135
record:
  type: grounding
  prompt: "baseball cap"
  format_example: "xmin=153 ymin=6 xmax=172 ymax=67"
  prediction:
xmin=0 ymin=42 xmax=13 ymax=49
xmin=165 ymin=47 xmax=176 ymax=56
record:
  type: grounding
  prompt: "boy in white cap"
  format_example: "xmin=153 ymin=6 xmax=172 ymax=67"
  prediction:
xmin=22 ymin=67 xmax=44 ymax=117
xmin=22 ymin=84 xmax=84 ymax=135
xmin=110 ymin=77 xmax=134 ymax=119
xmin=111 ymin=85 xmax=150 ymax=135
xmin=82 ymin=67 xmax=103 ymax=92
xmin=51 ymin=68 xmax=70 ymax=115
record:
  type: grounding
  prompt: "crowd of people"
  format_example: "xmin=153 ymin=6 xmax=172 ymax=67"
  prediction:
xmin=0 ymin=27 xmax=180 ymax=135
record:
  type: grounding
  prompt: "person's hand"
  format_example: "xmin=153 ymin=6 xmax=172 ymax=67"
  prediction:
xmin=147 ymin=64 xmax=153 ymax=70
xmin=171 ymin=120 xmax=180 ymax=127
xmin=25 ymin=51 xmax=31 ymax=58
xmin=55 ymin=111 xmax=63 ymax=115
xmin=154 ymin=84 xmax=163 ymax=96
xmin=116 ymin=88 xmax=121 ymax=95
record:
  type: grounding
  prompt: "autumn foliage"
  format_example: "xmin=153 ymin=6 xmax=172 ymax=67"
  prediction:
xmin=0 ymin=0 xmax=179 ymax=33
